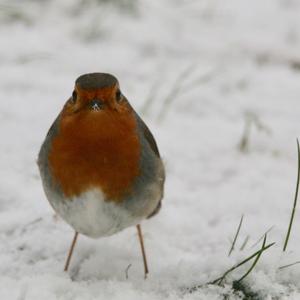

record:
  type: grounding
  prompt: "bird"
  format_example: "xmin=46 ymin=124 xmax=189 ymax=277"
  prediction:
xmin=38 ymin=73 xmax=165 ymax=277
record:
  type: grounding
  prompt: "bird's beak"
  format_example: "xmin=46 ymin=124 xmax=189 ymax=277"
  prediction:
xmin=90 ymin=99 xmax=104 ymax=111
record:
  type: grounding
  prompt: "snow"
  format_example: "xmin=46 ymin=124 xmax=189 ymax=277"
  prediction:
xmin=1 ymin=0 xmax=300 ymax=298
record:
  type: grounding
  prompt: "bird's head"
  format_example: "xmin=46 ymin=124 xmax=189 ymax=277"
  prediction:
xmin=62 ymin=73 xmax=129 ymax=116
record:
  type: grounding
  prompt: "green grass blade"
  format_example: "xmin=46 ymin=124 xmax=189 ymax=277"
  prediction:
xmin=283 ymin=139 xmax=300 ymax=252
xmin=228 ymin=215 xmax=244 ymax=256
xmin=279 ymin=261 xmax=300 ymax=270
xmin=211 ymin=241 xmax=275 ymax=285
xmin=240 ymin=235 xmax=250 ymax=251
xmin=236 ymin=235 xmax=267 ymax=282
xmin=250 ymin=226 xmax=274 ymax=249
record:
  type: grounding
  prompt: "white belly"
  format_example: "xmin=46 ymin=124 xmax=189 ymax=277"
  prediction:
xmin=50 ymin=189 xmax=142 ymax=238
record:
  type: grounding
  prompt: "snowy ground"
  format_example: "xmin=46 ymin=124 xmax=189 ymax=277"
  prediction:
xmin=1 ymin=0 xmax=300 ymax=299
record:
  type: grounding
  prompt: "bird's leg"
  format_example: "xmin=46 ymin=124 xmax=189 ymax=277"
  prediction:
xmin=64 ymin=231 xmax=79 ymax=272
xmin=136 ymin=224 xmax=149 ymax=278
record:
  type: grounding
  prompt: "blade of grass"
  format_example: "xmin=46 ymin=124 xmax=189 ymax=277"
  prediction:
xmin=125 ymin=264 xmax=132 ymax=279
xmin=240 ymin=235 xmax=250 ymax=251
xmin=236 ymin=235 xmax=267 ymax=282
xmin=279 ymin=261 xmax=300 ymax=270
xmin=185 ymin=241 xmax=275 ymax=293
xmin=211 ymin=241 xmax=275 ymax=285
xmin=228 ymin=215 xmax=244 ymax=256
xmin=239 ymin=113 xmax=252 ymax=153
xmin=283 ymin=139 xmax=300 ymax=252
xmin=250 ymin=226 xmax=274 ymax=249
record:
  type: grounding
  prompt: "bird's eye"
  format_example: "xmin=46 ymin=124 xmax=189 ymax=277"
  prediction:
xmin=71 ymin=90 xmax=77 ymax=103
xmin=116 ymin=89 xmax=122 ymax=102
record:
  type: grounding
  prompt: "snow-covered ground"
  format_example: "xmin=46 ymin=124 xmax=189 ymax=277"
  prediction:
xmin=1 ymin=0 xmax=300 ymax=298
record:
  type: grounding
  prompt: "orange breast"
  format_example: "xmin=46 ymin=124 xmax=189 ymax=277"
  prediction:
xmin=48 ymin=109 xmax=140 ymax=202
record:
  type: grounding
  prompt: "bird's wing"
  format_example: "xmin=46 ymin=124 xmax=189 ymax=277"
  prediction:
xmin=133 ymin=111 xmax=164 ymax=219
xmin=135 ymin=113 xmax=161 ymax=158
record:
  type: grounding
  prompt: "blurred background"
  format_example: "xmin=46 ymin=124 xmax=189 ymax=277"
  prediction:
xmin=1 ymin=0 xmax=300 ymax=299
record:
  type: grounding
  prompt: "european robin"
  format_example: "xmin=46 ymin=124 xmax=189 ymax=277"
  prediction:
xmin=38 ymin=73 xmax=165 ymax=277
